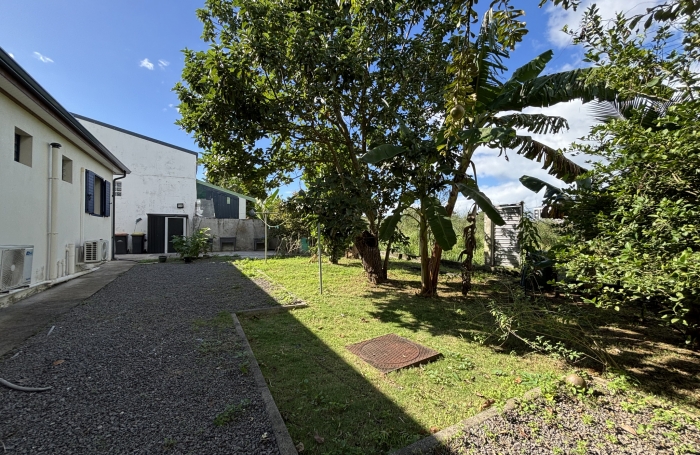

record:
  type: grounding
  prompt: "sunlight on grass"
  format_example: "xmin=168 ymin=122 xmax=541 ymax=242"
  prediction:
xmin=236 ymin=257 xmax=565 ymax=454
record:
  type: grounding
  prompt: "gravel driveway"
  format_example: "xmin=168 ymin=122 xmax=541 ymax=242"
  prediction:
xmin=0 ymin=261 xmax=281 ymax=454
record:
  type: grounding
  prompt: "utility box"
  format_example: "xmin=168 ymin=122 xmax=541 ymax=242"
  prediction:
xmin=484 ymin=203 xmax=523 ymax=269
xmin=0 ymin=246 xmax=33 ymax=291
xmin=131 ymin=233 xmax=145 ymax=254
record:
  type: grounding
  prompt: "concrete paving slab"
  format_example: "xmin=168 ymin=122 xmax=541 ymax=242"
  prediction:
xmin=0 ymin=260 xmax=136 ymax=358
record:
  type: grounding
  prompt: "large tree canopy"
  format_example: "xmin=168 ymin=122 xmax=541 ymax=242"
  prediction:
xmin=175 ymin=0 xmax=468 ymax=281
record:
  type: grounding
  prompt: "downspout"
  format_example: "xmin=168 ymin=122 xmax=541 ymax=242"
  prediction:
xmin=112 ymin=172 xmax=127 ymax=259
xmin=48 ymin=142 xmax=62 ymax=280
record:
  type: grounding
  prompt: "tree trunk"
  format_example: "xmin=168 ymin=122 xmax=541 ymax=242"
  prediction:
xmin=461 ymin=208 xmax=477 ymax=295
xmin=354 ymin=231 xmax=385 ymax=284
xmin=428 ymin=148 xmax=476 ymax=291
xmin=382 ymin=239 xmax=393 ymax=281
xmin=419 ymin=213 xmax=435 ymax=296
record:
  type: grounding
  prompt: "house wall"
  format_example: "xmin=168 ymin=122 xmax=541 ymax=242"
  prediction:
xmin=196 ymin=218 xmax=278 ymax=251
xmin=77 ymin=119 xmax=197 ymax=253
xmin=0 ymin=91 xmax=114 ymax=283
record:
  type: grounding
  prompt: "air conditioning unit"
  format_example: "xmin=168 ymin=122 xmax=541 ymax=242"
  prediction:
xmin=84 ymin=239 xmax=109 ymax=263
xmin=0 ymin=246 xmax=33 ymax=291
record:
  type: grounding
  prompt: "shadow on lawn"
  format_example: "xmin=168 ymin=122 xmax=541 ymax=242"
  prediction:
xmin=234 ymin=273 xmax=427 ymax=454
xmin=365 ymin=262 xmax=700 ymax=408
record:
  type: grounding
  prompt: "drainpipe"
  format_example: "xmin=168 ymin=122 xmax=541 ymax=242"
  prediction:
xmin=47 ymin=142 xmax=62 ymax=280
xmin=112 ymin=172 xmax=127 ymax=259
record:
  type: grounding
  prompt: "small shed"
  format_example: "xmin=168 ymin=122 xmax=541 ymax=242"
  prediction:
xmin=484 ymin=203 xmax=523 ymax=269
xmin=195 ymin=180 xmax=255 ymax=219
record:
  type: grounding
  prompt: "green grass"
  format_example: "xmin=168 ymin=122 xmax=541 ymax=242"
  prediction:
xmin=236 ymin=257 xmax=565 ymax=454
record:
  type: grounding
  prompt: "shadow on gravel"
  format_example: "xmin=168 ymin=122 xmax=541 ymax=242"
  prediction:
xmin=0 ymin=261 xmax=284 ymax=455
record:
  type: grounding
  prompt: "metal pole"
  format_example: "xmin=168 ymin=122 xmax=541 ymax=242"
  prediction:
xmin=264 ymin=212 xmax=268 ymax=262
xmin=317 ymin=220 xmax=322 ymax=295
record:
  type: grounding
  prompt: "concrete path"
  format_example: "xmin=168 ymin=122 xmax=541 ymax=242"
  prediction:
xmin=0 ymin=260 xmax=136 ymax=358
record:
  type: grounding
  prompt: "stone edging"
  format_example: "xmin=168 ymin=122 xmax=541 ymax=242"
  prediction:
xmin=391 ymin=387 xmax=542 ymax=455
xmin=235 ymin=303 xmax=308 ymax=317
xmin=231 ymin=313 xmax=299 ymax=455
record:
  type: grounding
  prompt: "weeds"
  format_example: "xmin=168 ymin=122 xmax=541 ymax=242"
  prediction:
xmin=214 ymin=399 xmax=250 ymax=426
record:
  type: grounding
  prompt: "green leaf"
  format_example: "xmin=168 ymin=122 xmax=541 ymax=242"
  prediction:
xmin=423 ymin=198 xmax=457 ymax=250
xmin=378 ymin=206 xmax=404 ymax=242
xmin=361 ymin=144 xmax=406 ymax=164
xmin=456 ymin=182 xmax=505 ymax=225
xmin=505 ymin=50 xmax=553 ymax=85
xmin=519 ymin=175 xmax=562 ymax=199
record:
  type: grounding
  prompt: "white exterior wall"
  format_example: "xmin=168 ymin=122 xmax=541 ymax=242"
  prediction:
xmin=0 ymin=91 xmax=114 ymax=283
xmin=77 ymin=119 xmax=197 ymax=252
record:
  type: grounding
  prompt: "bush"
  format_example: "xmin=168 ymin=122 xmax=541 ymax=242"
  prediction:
xmin=171 ymin=228 xmax=212 ymax=260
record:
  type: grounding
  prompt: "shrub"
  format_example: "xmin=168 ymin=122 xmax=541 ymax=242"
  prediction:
xmin=171 ymin=228 xmax=212 ymax=260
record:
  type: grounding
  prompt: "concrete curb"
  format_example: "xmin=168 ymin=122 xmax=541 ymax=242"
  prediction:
xmin=232 ymin=313 xmax=298 ymax=455
xmin=235 ymin=303 xmax=308 ymax=317
xmin=391 ymin=387 xmax=542 ymax=455
xmin=0 ymin=267 xmax=98 ymax=309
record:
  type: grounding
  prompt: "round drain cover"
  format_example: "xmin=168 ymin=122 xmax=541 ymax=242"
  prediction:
xmin=359 ymin=338 xmax=420 ymax=366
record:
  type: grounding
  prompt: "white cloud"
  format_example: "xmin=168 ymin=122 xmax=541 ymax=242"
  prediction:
xmin=9 ymin=53 xmax=14 ymax=59
xmin=459 ymin=100 xmax=602 ymax=214
xmin=158 ymin=59 xmax=170 ymax=69
xmin=545 ymin=0 xmax=665 ymax=48
xmin=139 ymin=58 xmax=154 ymax=70
xmin=33 ymin=51 xmax=53 ymax=63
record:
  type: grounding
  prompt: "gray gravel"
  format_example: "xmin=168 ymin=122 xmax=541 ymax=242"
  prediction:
xmin=0 ymin=261 xmax=281 ymax=454
xmin=435 ymin=383 xmax=700 ymax=455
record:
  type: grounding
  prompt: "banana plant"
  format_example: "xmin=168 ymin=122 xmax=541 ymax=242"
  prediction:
xmin=361 ymin=125 xmax=503 ymax=295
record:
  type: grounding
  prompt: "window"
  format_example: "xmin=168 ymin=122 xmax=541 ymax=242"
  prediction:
xmin=85 ymin=170 xmax=111 ymax=217
xmin=114 ymin=180 xmax=122 ymax=197
xmin=61 ymin=156 xmax=73 ymax=183
xmin=13 ymin=128 xmax=32 ymax=167
xmin=14 ymin=134 xmax=20 ymax=162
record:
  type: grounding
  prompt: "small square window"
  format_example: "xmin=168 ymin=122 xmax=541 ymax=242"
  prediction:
xmin=13 ymin=128 xmax=32 ymax=167
xmin=115 ymin=181 xmax=122 ymax=197
xmin=62 ymin=156 xmax=73 ymax=183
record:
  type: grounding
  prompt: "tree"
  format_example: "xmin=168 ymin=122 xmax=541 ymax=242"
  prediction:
xmin=175 ymin=0 xmax=463 ymax=283
xmin=364 ymin=5 xmax=616 ymax=295
xmin=553 ymin=1 xmax=700 ymax=342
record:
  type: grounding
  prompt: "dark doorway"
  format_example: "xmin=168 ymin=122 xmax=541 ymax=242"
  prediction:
xmin=167 ymin=217 xmax=185 ymax=253
xmin=147 ymin=214 xmax=187 ymax=254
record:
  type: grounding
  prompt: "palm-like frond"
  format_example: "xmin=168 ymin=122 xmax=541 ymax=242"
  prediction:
xmin=473 ymin=10 xmax=508 ymax=107
xmin=588 ymin=92 xmax=687 ymax=129
xmin=488 ymin=68 xmax=617 ymax=112
xmin=506 ymin=135 xmax=587 ymax=183
xmin=495 ymin=113 xmax=569 ymax=135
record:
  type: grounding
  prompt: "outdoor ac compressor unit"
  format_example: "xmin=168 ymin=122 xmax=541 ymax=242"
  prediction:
xmin=84 ymin=239 xmax=109 ymax=263
xmin=0 ymin=246 xmax=33 ymax=291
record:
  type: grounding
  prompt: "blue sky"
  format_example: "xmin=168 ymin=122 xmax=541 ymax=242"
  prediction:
xmin=0 ymin=0 xmax=657 ymax=209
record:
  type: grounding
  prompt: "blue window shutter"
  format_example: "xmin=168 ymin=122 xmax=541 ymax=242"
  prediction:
xmin=103 ymin=180 xmax=111 ymax=217
xmin=85 ymin=170 xmax=95 ymax=214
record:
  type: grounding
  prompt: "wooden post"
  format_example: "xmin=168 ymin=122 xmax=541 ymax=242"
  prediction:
xmin=318 ymin=220 xmax=322 ymax=295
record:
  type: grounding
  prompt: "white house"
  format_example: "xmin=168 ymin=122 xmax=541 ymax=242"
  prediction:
xmin=0 ymin=47 xmax=130 ymax=290
xmin=74 ymin=115 xmax=198 ymax=254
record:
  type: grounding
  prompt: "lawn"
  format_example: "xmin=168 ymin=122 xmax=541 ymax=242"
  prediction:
xmin=236 ymin=256 xmax=568 ymax=454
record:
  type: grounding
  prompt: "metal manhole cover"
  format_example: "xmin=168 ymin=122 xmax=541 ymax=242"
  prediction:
xmin=346 ymin=334 xmax=442 ymax=373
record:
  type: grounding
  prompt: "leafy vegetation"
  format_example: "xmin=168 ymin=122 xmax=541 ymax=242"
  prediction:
xmin=171 ymin=228 xmax=212 ymax=260
xmin=548 ymin=1 xmax=700 ymax=343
